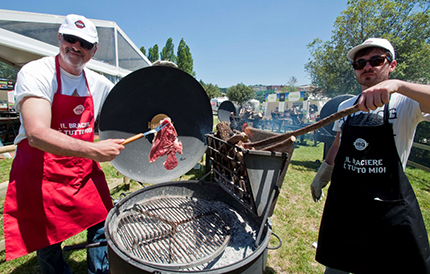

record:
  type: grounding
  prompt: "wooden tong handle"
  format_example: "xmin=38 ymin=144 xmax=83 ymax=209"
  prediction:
xmin=245 ymin=104 xmax=360 ymax=149
xmin=261 ymin=135 xmax=296 ymax=151
xmin=122 ymin=133 xmax=144 ymax=145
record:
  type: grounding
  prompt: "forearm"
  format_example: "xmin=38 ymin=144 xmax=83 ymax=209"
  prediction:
xmin=21 ymin=96 xmax=124 ymax=162
xmin=324 ymin=132 xmax=340 ymax=165
xmin=361 ymin=79 xmax=430 ymax=113
xmin=26 ymin=127 xmax=98 ymax=159
xmin=393 ymin=80 xmax=430 ymax=113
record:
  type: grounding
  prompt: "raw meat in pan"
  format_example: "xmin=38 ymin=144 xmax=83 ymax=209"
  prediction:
xmin=149 ymin=118 xmax=183 ymax=170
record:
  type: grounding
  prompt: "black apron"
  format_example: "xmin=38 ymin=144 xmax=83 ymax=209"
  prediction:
xmin=316 ymin=102 xmax=430 ymax=273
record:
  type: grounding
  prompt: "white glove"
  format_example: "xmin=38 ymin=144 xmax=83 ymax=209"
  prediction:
xmin=152 ymin=60 xmax=178 ymax=68
xmin=310 ymin=161 xmax=333 ymax=202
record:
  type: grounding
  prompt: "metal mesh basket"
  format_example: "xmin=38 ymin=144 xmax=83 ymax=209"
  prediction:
xmin=205 ymin=134 xmax=290 ymax=218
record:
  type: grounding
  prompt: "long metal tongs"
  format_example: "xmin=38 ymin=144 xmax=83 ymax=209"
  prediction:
xmin=121 ymin=123 xmax=167 ymax=145
xmin=244 ymin=104 xmax=360 ymax=149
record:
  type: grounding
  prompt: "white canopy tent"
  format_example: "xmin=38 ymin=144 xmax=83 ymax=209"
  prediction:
xmin=0 ymin=9 xmax=151 ymax=83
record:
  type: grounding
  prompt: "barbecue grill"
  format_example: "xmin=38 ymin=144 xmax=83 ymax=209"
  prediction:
xmin=113 ymin=195 xmax=231 ymax=269
xmin=99 ymin=66 xmax=290 ymax=273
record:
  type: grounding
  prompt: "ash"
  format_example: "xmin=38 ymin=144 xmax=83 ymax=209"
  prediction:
xmin=184 ymin=200 xmax=259 ymax=271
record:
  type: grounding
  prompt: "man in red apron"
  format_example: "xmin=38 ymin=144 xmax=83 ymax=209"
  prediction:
xmin=311 ymin=38 xmax=430 ymax=273
xmin=3 ymin=14 xmax=125 ymax=273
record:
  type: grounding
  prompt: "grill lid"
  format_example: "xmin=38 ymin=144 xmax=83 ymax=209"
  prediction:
xmin=98 ymin=66 xmax=213 ymax=183
xmin=217 ymin=100 xmax=236 ymax=123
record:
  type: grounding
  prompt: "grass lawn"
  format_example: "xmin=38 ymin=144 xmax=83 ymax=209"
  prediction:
xmin=0 ymin=140 xmax=429 ymax=273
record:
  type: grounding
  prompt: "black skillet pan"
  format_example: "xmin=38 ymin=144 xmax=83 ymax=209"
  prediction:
xmin=98 ymin=66 xmax=213 ymax=184
xmin=217 ymin=100 xmax=236 ymax=123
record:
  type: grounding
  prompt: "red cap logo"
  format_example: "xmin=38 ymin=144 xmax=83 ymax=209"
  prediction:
xmin=74 ymin=20 xmax=85 ymax=29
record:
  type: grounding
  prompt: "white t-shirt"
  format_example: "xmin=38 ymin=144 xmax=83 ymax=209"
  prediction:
xmin=14 ymin=56 xmax=114 ymax=144
xmin=333 ymin=93 xmax=430 ymax=169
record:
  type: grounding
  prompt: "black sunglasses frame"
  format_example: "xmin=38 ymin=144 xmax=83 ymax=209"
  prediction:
xmin=352 ymin=55 xmax=391 ymax=70
xmin=62 ymin=34 xmax=96 ymax=50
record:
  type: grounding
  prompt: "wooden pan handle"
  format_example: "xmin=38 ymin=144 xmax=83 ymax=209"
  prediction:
xmin=245 ymin=104 xmax=360 ymax=149
xmin=122 ymin=133 xmax=144 ymax=145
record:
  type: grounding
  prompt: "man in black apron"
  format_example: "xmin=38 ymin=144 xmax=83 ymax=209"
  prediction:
xmin=311 ymin=38 xmax=430 ymax=273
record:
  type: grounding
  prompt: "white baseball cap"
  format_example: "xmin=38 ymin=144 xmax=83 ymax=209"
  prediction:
xmin=347 ymin=38 xmax=395 ymax=61
xmin=58 ymin=14 xmax=98 ymax=44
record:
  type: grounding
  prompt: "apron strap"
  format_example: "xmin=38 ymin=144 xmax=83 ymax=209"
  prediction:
xmin=55 ymin=55 xmax=62 ymax=94
xmin=383 ymin=95 xmax=391 ymax=124
xmin=54 ymin=55 xmax=91 ymax=96
xmin=342 ymin=95 xmax=361 ymax=127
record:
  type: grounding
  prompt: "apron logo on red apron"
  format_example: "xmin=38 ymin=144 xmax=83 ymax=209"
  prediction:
xmin=353 ymin=138 xmax=368 ymax=151
xmin=73 ymin=105 xmax=85 ymax=115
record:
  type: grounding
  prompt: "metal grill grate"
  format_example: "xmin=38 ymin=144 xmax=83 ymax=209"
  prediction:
xmin=115 ymin=196 xmax=231 ymax=270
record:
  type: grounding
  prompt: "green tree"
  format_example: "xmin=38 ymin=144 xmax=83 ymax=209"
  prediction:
xmin=0 ymin=62 xmax=18 ymax=79
xmin=287 ymin=76 xmax=298 ymax=93
xmin=140 ymin=46 xmax=146 ymax=56
xmin=160 ymin=38 xmax=176 ymax=63
xmin=147 ymin=44 xmax=159 ymax=63
xmin=410 ymin=121 xmax=430 ymax=167
xmin=226 ymin=83 xmax=255 ymax=107
xmin=199 ymin=80 xmax=222 ymax=99
xmin=177 ymin=38 xmax=195 ymax=77
xmin=305 ymin=0 xmax=430 ymax=97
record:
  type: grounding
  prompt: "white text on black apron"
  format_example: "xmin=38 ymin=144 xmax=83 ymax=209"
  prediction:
xmin=343 ymin=156 xmax=386 ymax=174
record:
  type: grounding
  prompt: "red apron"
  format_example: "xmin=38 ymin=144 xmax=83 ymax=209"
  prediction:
xmin=3 ymin=56 xmax=113 ymax=261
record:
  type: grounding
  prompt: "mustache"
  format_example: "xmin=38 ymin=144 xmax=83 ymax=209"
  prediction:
xmin=360 ymin=69 xmax=375 ymax=76
xmin=66 ymin=47 xmax=82 ymax=54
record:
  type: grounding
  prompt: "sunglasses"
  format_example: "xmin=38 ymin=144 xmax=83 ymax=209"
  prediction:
xmin=352 ymin=55 xmax=391 ymax=70
xmin=62 ymin=34 xmax=95 ymax=50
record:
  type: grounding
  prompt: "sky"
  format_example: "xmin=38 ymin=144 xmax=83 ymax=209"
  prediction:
xmin=3 ymin=0 xmax=348 ymax=88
